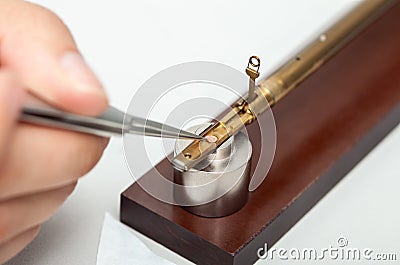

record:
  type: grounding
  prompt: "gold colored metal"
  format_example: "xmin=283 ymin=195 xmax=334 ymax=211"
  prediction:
xmin=246 ymin=56 xmax=261 ymax=101
xmin=172 ymin=0 xmax=397 ymax=172
xmin=258 ymin=0 xmax=397 ymax=108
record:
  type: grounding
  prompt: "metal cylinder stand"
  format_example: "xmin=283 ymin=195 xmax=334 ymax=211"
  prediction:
xmin=173 ymin=124 xmax=252 ymax=217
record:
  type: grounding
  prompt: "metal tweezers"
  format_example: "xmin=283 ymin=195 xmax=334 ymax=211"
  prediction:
xmin=20 ymin=96 xmax=203 ymax=140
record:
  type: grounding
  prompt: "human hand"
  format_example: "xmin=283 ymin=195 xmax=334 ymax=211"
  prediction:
xmin=0 ymin=1 xmax=109 ymax=262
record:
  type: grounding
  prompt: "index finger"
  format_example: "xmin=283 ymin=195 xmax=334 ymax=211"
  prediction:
xmin=0 ymin=0 xmax=108 ymax=115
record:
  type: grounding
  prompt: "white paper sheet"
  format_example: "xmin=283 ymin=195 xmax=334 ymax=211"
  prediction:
xmin=96 ymin=213 xmax=176 ymax=265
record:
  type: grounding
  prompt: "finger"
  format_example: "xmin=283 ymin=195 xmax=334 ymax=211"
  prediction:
xmin=0 ymin=0 xmax=108 ymax=115
xmin=0 ymin=124 xmax=108 ymax=200
xmin=0 ymin=71 xmax=24 ymax=158
xmin=0 ymin=225 xmax=40 ymax=264
xmin=0 ymin=182 xmax=76 ymax=244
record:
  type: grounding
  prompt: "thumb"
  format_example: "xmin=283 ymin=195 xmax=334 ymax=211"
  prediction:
xmin=0 ymin=0 xmax=108 ymax=115
xmin=0 ymin=71 xmax=24 ymax=158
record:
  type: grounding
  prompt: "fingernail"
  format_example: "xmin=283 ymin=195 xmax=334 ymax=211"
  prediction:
xmin=60 ymin=52 xmax=104 ymax=94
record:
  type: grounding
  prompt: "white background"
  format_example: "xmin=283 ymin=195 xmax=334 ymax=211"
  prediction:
xmin=7 ymin=1 xmax=400 ymax=264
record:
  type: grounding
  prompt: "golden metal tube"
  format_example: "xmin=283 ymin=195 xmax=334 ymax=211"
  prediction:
xmin=258 ymin=0 xmax=397 ymax=109
xmin=172 ymin=0 xmax=398 ymax=172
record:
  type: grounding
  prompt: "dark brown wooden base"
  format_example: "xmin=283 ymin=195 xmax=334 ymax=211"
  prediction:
xmin=121 ymin=3 xmax=400 ymax=265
